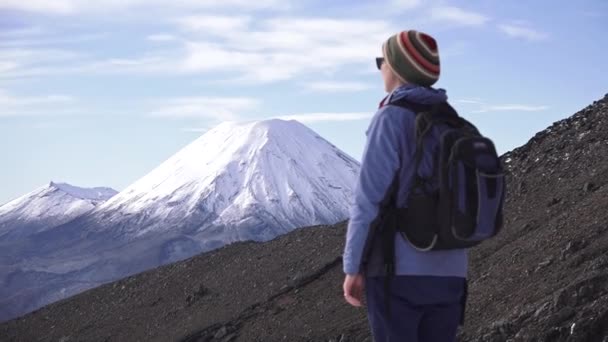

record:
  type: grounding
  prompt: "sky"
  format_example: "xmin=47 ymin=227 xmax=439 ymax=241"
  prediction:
xmin=0 ymin=0 xmax=607 ymax=205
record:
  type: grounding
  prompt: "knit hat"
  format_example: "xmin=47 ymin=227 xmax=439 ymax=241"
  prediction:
xmin=383 ymin=30 xmax=440 ymax=87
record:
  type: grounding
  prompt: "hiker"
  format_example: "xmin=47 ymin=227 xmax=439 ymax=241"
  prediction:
xmin=342 ymin=30 xmax=504 ymax=341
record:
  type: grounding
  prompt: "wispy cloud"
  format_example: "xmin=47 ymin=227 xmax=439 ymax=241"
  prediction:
xmin=176 ymin=17 xmax=394 ymax=83
xmin=0 ymin=89 xmax=74 ymax=106
xmin=303 ymin=81 xmax=372 ymax=93
xmin=498 ymin=24 xmax=549 ymax=41
xmin=0 ymin=0 xmax=74 ymax=14
xmin=183 ymin=111 xmax=375 ymax=128
xmin=457 ymin=98 xmax=549 ymax=113
xmin=0 ymin=47 xmax=86 ymax=79
xmin=391 ymin=0 xmax=422 ymax=10
xmin=0 ymin=89 xmax=78 ymax=117
xmin=0 ymin=0 xmax=290 ymax=14
xmin=273 ymin=112 xmax=372 ymax=123
xmin=0 ymin=26 xmax=47 ymax=37
xmin=0 ymin=48 xmax=82 ymax=64
xmin=457 ymin=98 xmax=483 ymax=104
xmin=148 ymin=97 xmax=260 ymax=121
xmin=175 ymin=15 xmax=252 ymax=34
xmin=0 ymin=33 xmax=107 ymax=48
xmin=1 ymin=16 xmax=395 ymax=83
xmin=146 ymin=34 xmax=179 ymax=42
xmin=473 ymin=104 xmax=549 ymax=113
xmin=0 ymin=61 xmax=19 ymax=73
xmin=0 ymin=28 xmax=104 ymax=79
xmin=430 ymin=6 xmax=490 ymax=26
xmin=0 ymin=49 xmax=174 ymax=79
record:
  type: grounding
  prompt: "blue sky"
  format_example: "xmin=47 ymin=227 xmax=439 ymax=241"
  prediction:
xmin=1 ymin=0 xmax=607 ymax=205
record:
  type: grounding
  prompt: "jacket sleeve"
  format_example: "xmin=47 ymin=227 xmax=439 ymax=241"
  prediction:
xmin=343 ymin=106 xmax=407 ymax=275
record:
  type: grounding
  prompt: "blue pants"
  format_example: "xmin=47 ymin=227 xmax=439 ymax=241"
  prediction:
xmin=365 ymin=276 xmax=466 ymax=342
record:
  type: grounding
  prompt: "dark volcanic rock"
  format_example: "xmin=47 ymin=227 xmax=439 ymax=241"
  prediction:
xmin=1 ymin=93 xmax=607 ymax=341
xmin=459 ymin=93 xmax=608 ymax=341
xmin=0 ymin=223 xmax=369 ymax=342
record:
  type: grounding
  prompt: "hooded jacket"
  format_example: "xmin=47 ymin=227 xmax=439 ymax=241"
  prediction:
xmin=343 ymin=83 xmax=468 ymax=277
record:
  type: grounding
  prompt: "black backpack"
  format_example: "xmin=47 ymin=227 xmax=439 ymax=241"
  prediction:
xmin=365 ymin=98 xmax=506 ymax=275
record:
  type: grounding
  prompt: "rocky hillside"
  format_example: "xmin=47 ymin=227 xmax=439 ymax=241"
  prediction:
xmin=1 ymin=94 xmax=607 ymax=342
xmin=460 ymin=93 xmax=608 ymax=341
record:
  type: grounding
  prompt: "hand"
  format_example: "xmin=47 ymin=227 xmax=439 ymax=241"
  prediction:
xmin=343 ymin=273 xmax=365 ymax=307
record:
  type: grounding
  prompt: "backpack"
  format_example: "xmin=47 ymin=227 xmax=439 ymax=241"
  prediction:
xmin=361 ymin=98 xmax=506 ymax=321
xmin=366 ymin=99 xmax=506 ymax=274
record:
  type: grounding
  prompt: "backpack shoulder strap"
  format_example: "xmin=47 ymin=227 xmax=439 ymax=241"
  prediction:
xmin=382 ymin=98 xmax=434 ymax=201
xmin=387 ymin=99 xmax=464 ymax=192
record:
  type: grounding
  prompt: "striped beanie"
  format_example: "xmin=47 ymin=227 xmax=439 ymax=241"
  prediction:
xmin=383 ymin=30 xmax=440 ymax=87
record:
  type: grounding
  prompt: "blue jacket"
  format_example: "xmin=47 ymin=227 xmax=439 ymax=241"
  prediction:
xmin=343 ymin=84 xmax=468 ymax=277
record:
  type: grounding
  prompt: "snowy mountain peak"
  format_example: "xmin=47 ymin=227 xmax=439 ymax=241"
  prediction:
xmin=93 ymin=118 xmax=360 ymax=242
xmin=249 ymin=118 xmax=306 ymax=132
xmin=0 ymin=182 xmax=118 ymax=239
xmin=48 ymin=181 xmax=118 ymax=201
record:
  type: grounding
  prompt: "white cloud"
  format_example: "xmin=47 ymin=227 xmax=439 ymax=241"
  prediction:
xmin=0 ymin=89 xmax=77 ymax=117
xmin=181 ymin=111 xmax=374 ymax=131
xmin=472 ymin=104 xmax=549 ymax=113
xmin=175 ymin=17 xmax=395 ymax=83
xmin=498 ymin=24 xmax=549 ymax=41
xmin=304 ymin=81 xmax=372 ymax=92
xmin=1 ymin=16 xmax=395 ymax=83
xmin=0 ymin=0 xmax=289 ymax=14
xmin=273 ymin=112 xmax=372 ymax=123
xmin=0 ymin=48 xmax=82 ymax=63
xmin=0 ymin=49 xmax=176 ymax=79
xmin=175 ymin=15 xmax=252 ymax=34
xmin=457 ymin=98 xmax=549 ymax=113
xmin=0 ymin=33 xmax=107 ymax=48
xmin=264 ymin=18 xmax=390 ymax=37
xmin=430 ymin=6 xmax=490 ymax=26
xmin=0 ymin=47 xmax=86 ymax=79
xmin=391 ymin=0 xmax=422 ymax=10
xmin=104 ymin=57 xmax=164 ymax=68
xmin=457 ymin=98 xmax=483 ymax=104
xmin=148 ymin=97 xmax=260 ymax=121
xmin=0 ymin=0 xmax=75 ymax=14
xmin=146 ymin=34 xmax=178 ymax=42
xmin=0 ymin=89 xmax=74 ymax=106
xmin=180 ymin=41 xmax=263 ymax=71
xmin=0 ymin=61 xmax=19 ymax=73
xmin=0 ymin=31 xmax=105 ymax=79
xmin=0 ymin=26 xmax=47 ymax=37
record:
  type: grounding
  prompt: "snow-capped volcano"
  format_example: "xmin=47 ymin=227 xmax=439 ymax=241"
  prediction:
xmin=0 ymin=182 xmax=117 ymax=240
xmin=0 ymin=119 xmax=360 ymax=322
xmin=90 ymin=119 xmax=360 ymax=245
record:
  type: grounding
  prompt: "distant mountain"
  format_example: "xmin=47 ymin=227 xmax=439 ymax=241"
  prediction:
xmin=0 ymin=119 xmax=360 ymax=323
xmin=1 ymin=95 xmax=606 ymax=341
xmin=87 ymin=119 xmax=360 ymax=246
xmin=0 ymin=182 xmax=117 ymax=240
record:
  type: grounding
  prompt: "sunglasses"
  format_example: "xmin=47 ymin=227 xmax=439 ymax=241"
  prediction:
xmin=375 ymin=57 xmax=385 ymax=70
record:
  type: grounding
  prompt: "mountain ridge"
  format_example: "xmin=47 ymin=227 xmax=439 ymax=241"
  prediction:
xmin=0 ymin=182 xmax=118 ymax=240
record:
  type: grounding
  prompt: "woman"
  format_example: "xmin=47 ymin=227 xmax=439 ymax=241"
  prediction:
xmin=342 ymin=30 xmax=468 ymax=342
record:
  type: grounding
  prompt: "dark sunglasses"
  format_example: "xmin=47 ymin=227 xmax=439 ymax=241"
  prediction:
xmin=375 ymin=57 xmax=385 ymax=70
